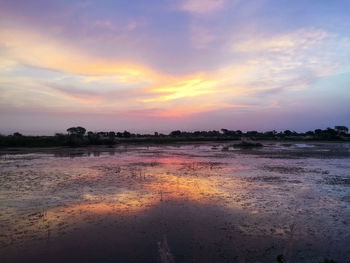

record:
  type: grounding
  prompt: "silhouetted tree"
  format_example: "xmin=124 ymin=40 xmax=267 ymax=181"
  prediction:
xmin=108 ymin=131 xmax=116 ymax=138
xmin=86 ymin=131 xmax=98 ymax=144
xmin=335 ymin=126 xmax=348 ymax=134
xmin=314 ymin=129 xmax=322 ymax=136
xmin=305 ymin=131 xmax=314 ymax=136
xmin=284 ymin=130 xmax=292 ymax=136
xmin=170 ymin=130 xmax=181 ymax=137
xmin=66 ymin=126 xmax=86 ymax=146
xmin=326 ymin=127 xmax=337 ymax=137
xmin=264 ymin=131 xmax=275 ymax=137
xmin=221 ymin=129 xmax=228 ymax=135
xmin=221 ymin=129 xmax=235 ymax=136
xmin=246 ymin=131 xmax=258 ymax=137
xmin=97 ymin=132 xmax=107 ymax=137
xmin=193 ymin=131 xmax=201 ymax=136
xmin=123 ymin=131 xmax=131 ymax=138
xmin=67 ymin=126 xmax=86 ymax=136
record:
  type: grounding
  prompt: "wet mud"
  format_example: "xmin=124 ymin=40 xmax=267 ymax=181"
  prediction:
xmin=1 ymin=142 xmax=350 ymax=262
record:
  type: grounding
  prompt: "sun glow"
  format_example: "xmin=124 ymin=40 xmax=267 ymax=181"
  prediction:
xmin=1 ymin=1 xmax=349 ymax=131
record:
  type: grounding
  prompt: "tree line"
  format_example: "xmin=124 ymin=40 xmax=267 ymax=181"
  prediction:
xmin=0 ymin=125 xmax=348 ymax=147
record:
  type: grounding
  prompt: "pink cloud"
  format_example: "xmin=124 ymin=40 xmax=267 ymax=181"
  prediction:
xmin=179 ymin=0 xmax=225 ymax=14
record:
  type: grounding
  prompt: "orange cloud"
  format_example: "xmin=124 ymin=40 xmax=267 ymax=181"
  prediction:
xmin=0 ymin=27 xmax=299 ymax=118
xmin=142 ymin=74 xmax=221 ymax=102
xmin=0 ymin=29 xmax=157 ymax=84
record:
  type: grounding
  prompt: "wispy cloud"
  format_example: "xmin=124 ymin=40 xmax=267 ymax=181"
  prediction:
xmin=2 ymin=25 xmax=349 ymax=121
xmin=0 ymin=29 xmax=156 ymax=83
xmin=229 ymin=28 xmax=350 ymax=91
xmin=233 ymin=28 xmax=328 ymax=54
xmin=178 ymin=0 xmax=225 ymax=14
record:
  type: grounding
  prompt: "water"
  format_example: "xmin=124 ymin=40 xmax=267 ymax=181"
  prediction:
xmin=1 ymin=142 xmax=350 ymax=262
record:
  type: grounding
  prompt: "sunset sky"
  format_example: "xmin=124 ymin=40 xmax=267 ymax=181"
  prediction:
xmin=0 ymin=0 xmax=349 ymax=134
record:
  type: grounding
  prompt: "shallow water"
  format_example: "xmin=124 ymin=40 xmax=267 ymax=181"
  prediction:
xmin=1 ymin=142 xmax=350 ymax=263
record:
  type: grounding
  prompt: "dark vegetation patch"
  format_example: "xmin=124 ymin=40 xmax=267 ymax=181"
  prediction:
xmin=324 ymin=175 xmax=350 ymax=186
xmin=341 ymin=195 xmax=350 ymax=203
xmin=179 ymin=161 xmax=225 ymax=171
xmin=261 ymin=165 xmax=306 ymax=174
xmin=238 ymin=146 xmax=350 ymax=159
xmin=261 ymin=165 xmax=330 ymax=176
xmin=232 ymin=141 xmax=264 ymax=148
xmin=128 ymin=162 xmax=161 ymax=167
xmin=246 ymin=176 xmax=285 ymax=183
xmin=92 ymin=165 xmax=123 ymax=173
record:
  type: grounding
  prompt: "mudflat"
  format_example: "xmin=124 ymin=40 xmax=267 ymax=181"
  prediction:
xmin=1 ymin=142 xmax=350 ymax=262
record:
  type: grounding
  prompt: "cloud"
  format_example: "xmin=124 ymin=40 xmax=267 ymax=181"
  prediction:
xmin=0 ymin=28 xmax=252 ymax=116
xmin=143 ymin=73 xmax=221 ymax=102
xmin=0 ymin=29 xmax=157 ymax=84
xmin=1 ymin=25 xmax=350 ymax=124
xmin=179 ymin=0 xmax=225 ymax=14
xmin=190 ymin=25 xmax=216 ymax=49
xmin=91 ymin=18 xmax=147 ymax=33
xmin=233 ymin=28 xmax=328 ymax=54
xmin=229 ymin=28 xmax=350 ymax=92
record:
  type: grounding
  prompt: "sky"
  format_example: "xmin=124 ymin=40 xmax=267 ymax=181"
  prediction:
xmin=0 ymin=0 xmax=349 ymax=135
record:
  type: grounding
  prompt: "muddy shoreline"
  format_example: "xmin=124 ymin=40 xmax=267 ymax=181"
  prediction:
xmin=0 ymin=140 xmax=349 ymax=155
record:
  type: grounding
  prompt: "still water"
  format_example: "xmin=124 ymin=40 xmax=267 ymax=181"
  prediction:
xmin=1 ymin=142 xmax=350 ymax=262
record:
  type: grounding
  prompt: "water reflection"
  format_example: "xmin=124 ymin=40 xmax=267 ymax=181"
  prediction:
xmin=1 ymin=143 xmax=350 ymax=262
xmin=53 ymin=151 xmax=103 ymax=158
xmin=54 ymin=152 xmax=86 ymax=158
